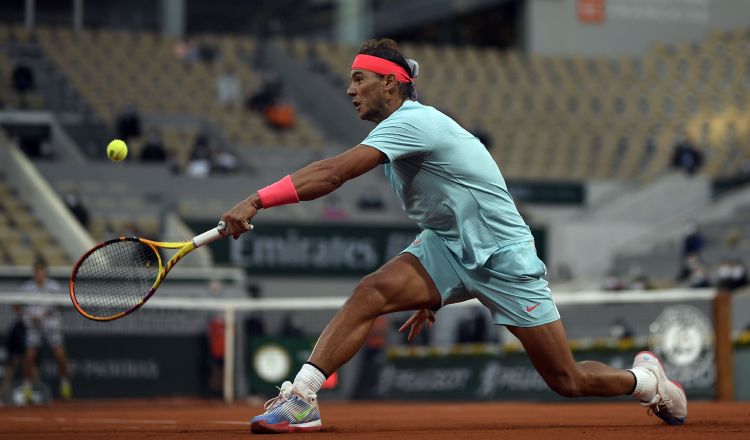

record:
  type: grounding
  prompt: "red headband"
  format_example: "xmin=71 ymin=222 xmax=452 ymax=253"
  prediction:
xmin=351 ymin=54 xmax=412 ymax=83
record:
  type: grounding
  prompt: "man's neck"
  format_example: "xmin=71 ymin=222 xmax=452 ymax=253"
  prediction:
xmin=373 ymin=98 xmax=408 ymax=124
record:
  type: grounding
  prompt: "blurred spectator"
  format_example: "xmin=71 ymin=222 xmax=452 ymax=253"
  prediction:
xmin=603 ymin=270 xmax=625 ymax=291
xmin=115 ymin=104 xmax=142 ymax=142
xmin=322 ymin=195 xmax=348 ymax=220
xmin=244 ymin=284 xmax=265 ymax=337
xmin=281 ymin=313 xmax=304 ymax=337
xmin=1 ymin=305 xmax=26 ymax=405
xmin=186 ymin=132 xmax=213 ymax=178
xmin=681 ymin=221 xmax=704 ymax=258
xmin=456 ymin=307 xmax=489 ymax=343
xmin=677 ymin=254 xmax=711 ymax=288
xmin=357 ymin=187 xmax=385 ymax=211
xmin=20 ymin=260 xmax=72 ymax=402
xmin=670 ymin=135 xmax=704 ymax=175
xmin=677 ymin=222 xmax=706 ymax=287
xmin=627 ymin=267 xmax=652 ymax=290
xmin=206 ymin=280 xmax=225 ymax=397
xmin=721 ymin=228 xmax=744 ymax=260
xmin=191 ymin=132 xmax=212 ymax=158
xmin=246 ymin=73 xmax=283 ymax=112
xmin=714 ymin=259 xmax=748 ymax=291
xmin=17 ymin=135 xmax=53 ymax=159
xmin=216 ymin=68 xmax=242 ymax=108
xmin=212 ymin=148 xmax=239 ymax=174
xmin=629 ymin=274 xmax=652 ymax=290
xmin=63 ymin=191 xmax=89 ymax=229
xmin=471 ymin=124 xmax=493 ymax=151
xmin=197 ymin=41 xmax=218 ymax=64
xmin=264 ymin=101 xmax=296 ymax=130
xmin=139 ymin=129 xmax=168 ymax=163
xmin=185 ymin=132 xmax=239 ymax=176
xmin=11 ymin=61 xmax=35 ymax=108
xmin=608 ymin=318 xmax=634 ymax=341
xmin=365 ymin=316 xmax=389 ymax=355
xmin=173 ymin=37 xmax=199 ymax=64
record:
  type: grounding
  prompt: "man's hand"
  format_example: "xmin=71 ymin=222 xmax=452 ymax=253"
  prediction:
xmin=221 ymin=195 xmax=261 ymax=239
xmin=398 ymin=309 xmax=436 ymax=343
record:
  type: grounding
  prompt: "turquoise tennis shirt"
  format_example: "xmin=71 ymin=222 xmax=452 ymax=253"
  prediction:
xmin=362 ymin=100 xmax=533 ymax=269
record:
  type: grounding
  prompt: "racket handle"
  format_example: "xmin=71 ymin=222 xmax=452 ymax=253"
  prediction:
xmin=192 ymin=220 xmax=254 ymax=248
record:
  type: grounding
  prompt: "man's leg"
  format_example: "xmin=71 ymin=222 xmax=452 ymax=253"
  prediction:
xmin=51 ymin=347 xmax=69 ymax=379
xmin=22 ymin=347 xmax=38 ymax=403
xmin=309 ymin=252 xmax=441 ymax=375
xmin=507 ymin=320 xmax=635 ymax=397
xmin=508 ymin=319 xmax=687 ymax=425
xmin=51 ymin=346 xmax=72 ymax=400
xmin=1 ymin=356 xmax=21 ymax=403
xmin=250 ymin=252 xmax=443 ymax=433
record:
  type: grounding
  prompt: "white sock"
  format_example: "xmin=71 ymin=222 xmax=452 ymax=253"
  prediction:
xmin=629 ymin=367 xmax=657 ymax=402
xmin=293 ymin=363 xmax=326 ymax=397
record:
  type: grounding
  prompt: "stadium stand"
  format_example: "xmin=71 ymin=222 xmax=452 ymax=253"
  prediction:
xmin=0 ymin=177 xmax=69 ymax=267
xmin=53 ymin=178 xmax=160 ymax=242
xmin=0 ymin=35 xmax=44 ymax=110
xmin=288 ymin=28 xmax=750 ymax=181
xmin=612 ymin=197 xmax=750 ymax=287
xmin=32 ymin=26 xmax=326 ymax=170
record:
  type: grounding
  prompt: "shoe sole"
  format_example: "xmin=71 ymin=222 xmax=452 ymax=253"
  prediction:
xmin=250 ymin=419 xmax=323 ymax=434
xmin=634 ymin=351 xmax=687 ymax=426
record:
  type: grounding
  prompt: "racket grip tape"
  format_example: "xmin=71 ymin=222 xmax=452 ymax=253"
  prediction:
xmin=192 ymin=221 xmax=253 ymax=248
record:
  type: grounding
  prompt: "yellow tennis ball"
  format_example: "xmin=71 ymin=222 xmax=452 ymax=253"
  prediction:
xmin=107 ymin=139 xmax=128 ymax=162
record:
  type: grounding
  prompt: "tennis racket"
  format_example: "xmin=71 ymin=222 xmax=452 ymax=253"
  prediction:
xmin=69 ymin=221 xmax=250 ymax=321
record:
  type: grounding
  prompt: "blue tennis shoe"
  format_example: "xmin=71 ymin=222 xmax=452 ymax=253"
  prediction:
xmin=250 ymin=381 xmax=322 ymax=433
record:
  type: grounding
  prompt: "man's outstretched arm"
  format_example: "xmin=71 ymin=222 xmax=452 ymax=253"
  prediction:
xmin=221 ymin=145 xmax=385 ymax=237
xmin=291 ymin=144 xmax=386 ymax=201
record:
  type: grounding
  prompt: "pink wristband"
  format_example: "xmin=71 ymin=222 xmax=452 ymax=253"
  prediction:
xmin=257 ymin=175 xmax=300 ymax=208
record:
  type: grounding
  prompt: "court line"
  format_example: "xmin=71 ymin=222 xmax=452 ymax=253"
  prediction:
xmin=2 ymin=416 xmax=43 ymax=422
xmin=75 ymin=418 xmax=177 ymax=425
xmin=0 ymin=416 xmax=246 ymax=426
xmin=209 ymin=420 xmax=249 ymax=426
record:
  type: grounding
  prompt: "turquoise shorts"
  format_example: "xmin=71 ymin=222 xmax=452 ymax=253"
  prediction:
xmin=403 ymin=230 xmax=560 ymax=327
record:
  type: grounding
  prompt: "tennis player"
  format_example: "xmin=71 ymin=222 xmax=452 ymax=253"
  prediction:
xmin=20 ymin=260 xmax=72 ymax=402
xmin=221 ymin=38 xmax=687 ymax=433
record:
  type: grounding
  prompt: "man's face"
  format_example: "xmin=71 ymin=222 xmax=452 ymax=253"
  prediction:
xmin=347 ymin=69 xmax=388 ymax=122
xmin=33 ymin=266 xmax=47 ymax=285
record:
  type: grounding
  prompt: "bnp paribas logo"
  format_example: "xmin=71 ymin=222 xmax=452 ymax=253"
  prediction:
xmin=649 ymin=304 xmax=715 ymax=388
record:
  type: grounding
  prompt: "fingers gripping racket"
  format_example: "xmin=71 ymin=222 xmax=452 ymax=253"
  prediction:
xmin=69 ymin=221 xmax=251 ymax=321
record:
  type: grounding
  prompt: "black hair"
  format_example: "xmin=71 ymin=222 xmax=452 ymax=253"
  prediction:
xmin=358 ymin=38 xmax=416 ymax=100
xmin=33 ymin=257 xmax=47 ymax=270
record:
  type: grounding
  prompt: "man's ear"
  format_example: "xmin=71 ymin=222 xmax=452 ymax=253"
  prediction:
xmin=383 ymin=73 xmax=397 ymax=92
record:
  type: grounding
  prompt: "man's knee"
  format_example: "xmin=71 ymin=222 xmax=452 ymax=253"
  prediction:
xmin=348 ymin=275 xmax=388 ymax=313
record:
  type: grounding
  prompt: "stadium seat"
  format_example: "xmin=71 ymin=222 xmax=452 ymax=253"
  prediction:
xmin=35 ymin=26 xmax=325 ymax=157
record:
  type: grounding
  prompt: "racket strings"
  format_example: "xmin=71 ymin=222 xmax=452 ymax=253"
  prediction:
xmin=73 ymin=240 xmax=160 ymax=318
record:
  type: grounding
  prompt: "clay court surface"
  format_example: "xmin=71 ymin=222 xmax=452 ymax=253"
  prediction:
xmin=1 ymin=399 xmax=749 ymax=439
